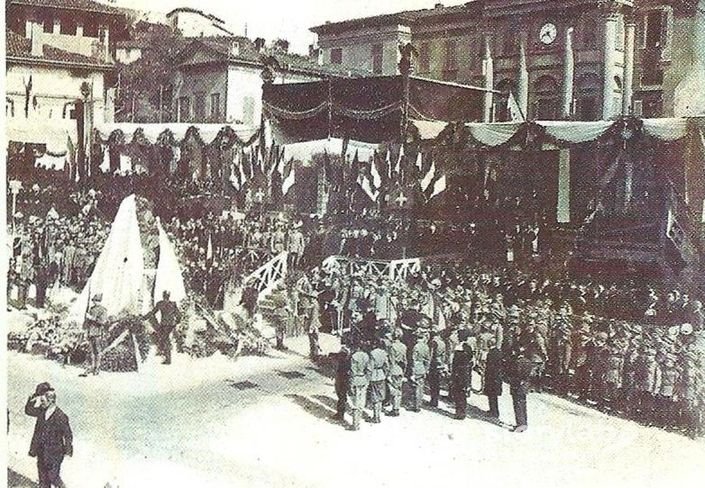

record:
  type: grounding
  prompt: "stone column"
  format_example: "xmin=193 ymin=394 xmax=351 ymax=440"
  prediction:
xmin=483 ymin=35 xmax=494 ymax=122
xmin=602 ymin=10 xmax=619 ymax=119
xmin=562 ymin=27 xmax=575 ymax=119
xmin=622 ymin=20 xmax=636 ymax=114
xmin=557 ymin=149 xmax=571 ymax=223
xmin=518 ymin=31 xmax=529 ymax=118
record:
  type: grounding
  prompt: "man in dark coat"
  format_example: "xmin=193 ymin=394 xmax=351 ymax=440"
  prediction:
xmin=428 ymin=326 xmax=448 ymax=407
xmin=509 ymin=350 xmax=534 ymax=432
xmin=25 ymin=383 xmax=73 ymax=488
xmin=332 ymin=345 xmax=350 ymax=421
xmin=483 ymin=337 xmax=504 ymax=418
xmin=144 ymin=290 xmax=182 ymax=364
xmin=451 ymin=330 xmax=474 ymax=420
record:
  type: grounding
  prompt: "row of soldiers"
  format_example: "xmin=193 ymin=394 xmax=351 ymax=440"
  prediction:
xmin=332 ymin=317 xmax=535 ymax=432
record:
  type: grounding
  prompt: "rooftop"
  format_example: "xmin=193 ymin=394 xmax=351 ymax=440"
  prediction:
xmin=6 ymin=29 xmax=114 ymax=69
xmin=166 ymin=7 xmax=227 ymax=25
xmin=8 ymin=0 xmax=123 ymax=16
xmin=178 ymin=36 xmax=369 ymax=78
xmin=310 ymin=1 xmax=480 ymax=34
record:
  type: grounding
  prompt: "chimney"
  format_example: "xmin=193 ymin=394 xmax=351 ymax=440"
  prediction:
xmin=254 ymin=37 xmax=266 ymax=53
xmin=31 ymin=22 xmax=43 ymax=56
xmin=434 ymin=3 xmax=444 ymax=9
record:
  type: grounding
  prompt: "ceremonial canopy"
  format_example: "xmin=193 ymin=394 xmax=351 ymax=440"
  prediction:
xmin=262 ymin=75 xmax=486 ymax=144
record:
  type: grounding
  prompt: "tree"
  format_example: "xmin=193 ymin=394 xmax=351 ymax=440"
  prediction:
xmin=115 ymin=22 xmax=186 ymax=123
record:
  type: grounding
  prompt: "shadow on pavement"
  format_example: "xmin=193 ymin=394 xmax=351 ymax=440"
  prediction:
xmin=285 ymin=394 xmax=340 ymax=426
xmin=8 ymin=468 xmax=39 ymax=488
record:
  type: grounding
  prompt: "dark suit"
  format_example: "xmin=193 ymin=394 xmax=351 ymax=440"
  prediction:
xmin=450 ymin=346 xmax=473 ymax=419
xmin=483 ymin=347 xmax=504 ymax=418
xmin=25 ymin=397 xmax=73 ymax=488
xmin=510 ymin=357 xmax=533 ymax=428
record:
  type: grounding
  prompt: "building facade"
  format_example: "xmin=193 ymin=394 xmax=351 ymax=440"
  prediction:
xmin=166 ymin=7 xmax=235 ymax=38
xmin=5 ymin=0 xmax=127 ymax=153
xmin=173 ymin=36 xmax=364 ymax=126
xmin=311 ymin=0 xmax=705 ymax=120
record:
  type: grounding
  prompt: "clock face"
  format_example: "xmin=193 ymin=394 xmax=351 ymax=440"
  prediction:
xmin=539 ymin=23 xmax=558 ymax=45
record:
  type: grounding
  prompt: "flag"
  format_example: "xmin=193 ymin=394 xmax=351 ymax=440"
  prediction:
xmin=507 ymin=91 xmax=525 ymax=122
xmin=206 ymin=233 xmax=213 ymax=264
xmin=370 ymin=154 xmax=382 ymax=188
xmin=394 ymin=144 xmax=404 ymax=176
xmin=66 ymin=135 xmax=77 ymax=182
xmin=282 ymin=167 xmax=296 ymax=195
xmin=430 ymin=174 xmax=447 ymax=199
xmin=385 ymin=149 xmax=393 ymax=180
xmin=358 ymin=174 xmax=379 ymax=202
xmin=415 ymin=151 xmax=423 ymax=171
xmin=421 ymin=159 xmax=436 ymax=192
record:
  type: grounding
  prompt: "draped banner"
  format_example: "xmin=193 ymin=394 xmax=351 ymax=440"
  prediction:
xmin=95 ymin=123 xmax=261 ymax=147
xmin=263 ymin=75 xmax=485 ymax=144
xmin=411 ymin=118 xmax=697 ymax=146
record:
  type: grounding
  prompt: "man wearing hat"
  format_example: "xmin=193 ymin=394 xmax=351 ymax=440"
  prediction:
xmin=509 ymin=349 xmax=533 ymax=432
xmin=332 ymin=345 xmax=351 ymax=422
xmin=82 ymin=293 xmax=108 ymax=376
xmin=386 ymin=328 xmax=407 ymax=417
xmin=484 ymin=336 xmax=504 ymax=419
xmin=143 ymin=290 xmax=182 ymax=365
xmin=450 ymin=329 xmax=474 ymax=420
xmin=428 ymin=324 xmax=448 ymax=407
xmin=409 ymin=326 xmax=431 ymax=412
xmin=367 ymin=338 xmax=389 ymax=423
xmin=348 ymin=340 xmax=371 ymax=430
xmin=25 ymin=383 xmax=73 ymax=487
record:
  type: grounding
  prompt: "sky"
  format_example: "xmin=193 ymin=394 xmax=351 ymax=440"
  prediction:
xmin=99 ymin=0 xmax=467 ymax=54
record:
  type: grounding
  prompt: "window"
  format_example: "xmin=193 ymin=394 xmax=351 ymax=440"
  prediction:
xmin=575 ymin=73 xmax=601 ymax=121
xmin=194 ymin=91 xmax=206 ymax=121
xmin=330 ymin=48 xmax=343 ymax=65
xmin=210 ymin=93 xmax=221 ymax=120
xmin=418 ymin=42 xmax=430 ymax=74
xmin=60 ymin=18 xmax=77 ymax=35
xmin=372 ymin=44 xmax=383 ymax=74
xmin=443 ymin=39 xmax=458 ymax=81
xmin=532 ymin=75 xmax=559 ymax=120
xmin=43 ymin=17 xmax=54 ymax=33
xmin=494 ymin=79 xmax=516 ymax=121
xmin=6 ymin=98 xmax=15 ymax=118
xmin=644 ymin=10 xmax=664 ymax=49
xmin=502 ymin=36 xmax=516 ymax=57
xmin=580 ymin=19 xmax=598 ymax=49
xmin=178 ymin=96 xmax=191 ymax=122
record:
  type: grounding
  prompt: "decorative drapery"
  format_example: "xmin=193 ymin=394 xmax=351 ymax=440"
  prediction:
xmin=410 ymin=117 xmax=697 ymax=146
xmin=95 ymin=123 xmax=261 ymax=147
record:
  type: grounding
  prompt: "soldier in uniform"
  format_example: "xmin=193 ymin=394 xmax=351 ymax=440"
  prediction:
xmin=484 ymin=337 xmax=504 ymax=418
xmin=81 ymin=294 xmax=108 ymax=376
xmin=367 ymin=338 xmax=389 ymax=423
xmin=450 ymin=329 xmax=474 ymax=420
xmin=269 ymin=283 xmax=292 ymax=351
xmin=386 ymin=329 xmax=407 ymax=417
xmin=143 ymin=290 xmax=182 ymax=365
xmin=409 ymin=327 xmax=431 ymax=412
xmin=428 ymin=325 xmax=448 ymax=407
xmin=332 ymin=345 xmax=350 ymax=421
xmin=348 ymin=341 xmax=371 ymax=431
xmin=509 ymin=348 xmax=533 ymax=432
xmin=655 ymin=356 xmax=679 ymax=427
xmin=633 ymin=344 xmax=659 ymax=424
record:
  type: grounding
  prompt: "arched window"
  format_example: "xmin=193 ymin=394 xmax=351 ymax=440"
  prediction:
xmin=6 ymin=97 xmax=15 ymax=118
xmin=532 ymin=75 xmax=559 ymax=120
xmin=575 ymin=73 xmax=601 ymax=121
xmin=494 ymin=79 xmax=516 ymax=121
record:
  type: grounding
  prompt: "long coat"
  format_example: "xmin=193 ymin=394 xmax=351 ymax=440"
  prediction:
xmin=483 ymin=347 xmax=504 ymax=397
xmin=451 ymin=346 xmax=474 ymax=392
xmin=25 ymin=398 xmax=73 ymax=460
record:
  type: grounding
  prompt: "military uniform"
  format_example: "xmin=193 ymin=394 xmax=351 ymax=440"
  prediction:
xmin=144 ymin=297 xmax=182 ymax=364
xmin=428 ymin=333 xmax=448 ymax=407
xmin=348 ymin=348 xmax=371 ymax=430
xmin=484 ymin=346 xmax=504 ymax=418
xmin=83 ymin=296 xmax=108 ymax=375
xmin=451 ymin=342 xmax=473 ymax=419
xmin=409 ymin=335 xmax=431 ymax=412
xmin=367 ymin=345 xmax=389 ymax=423
xmin=386 ymin=335 xmax=407 ymax=416
xmin=510 ymin=355 xmax=533 ymax=431
xmin=333 ymin=348 xmax=350 ymax=420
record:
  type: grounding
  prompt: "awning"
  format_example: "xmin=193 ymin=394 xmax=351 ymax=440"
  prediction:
xmin=6 ymin=117 xmax=74 ymax=154
xmin=95 ymin=123 xmax=261 ymax=146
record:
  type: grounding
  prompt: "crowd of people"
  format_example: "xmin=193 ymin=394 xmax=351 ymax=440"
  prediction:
xmin=299 ymin=261 xmax=705 ymax=436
